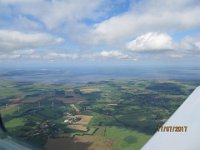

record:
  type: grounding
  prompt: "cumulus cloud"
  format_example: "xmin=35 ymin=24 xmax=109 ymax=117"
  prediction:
xmin=125 ymin=32 xmax=200 ymax=59
xmin=126 ymin=32 xmax=173 ymax=51
xmin=0 ymin=30 xmax=64 ymax=51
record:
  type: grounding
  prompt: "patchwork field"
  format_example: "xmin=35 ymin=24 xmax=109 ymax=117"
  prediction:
xmin=67 ymin=115 xmax=93 ymax=131
xmin=0 ymin=79 xmax=197 ymax=150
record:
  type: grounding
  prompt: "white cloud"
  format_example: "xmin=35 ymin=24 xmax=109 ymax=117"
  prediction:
xmin=126 ymin=32 xmax=173 ymax=51
xmin=0 ymin=49 xmax=40 ymax=60
xmin=0 ymin=30 xmax=64 ymax=51
xmin=29 ymin=54 xmax=41 ymax=59
xmin=90 ymin=0 xmax=200 ymax=44
xmin=0 ymin=0 xmax=104 ymax=29
xmin=125 ymin=32 xmax=200 ymax=59
xmin=12 ymin=49 xmax=35 ymax=55
xmin=39 ymin=50 xmax=135 ymax=61
xmin=99 ymin=50 xmax=128 ymax=59
xmin=0 ymin=54 xmax=20 ymax=59
xmin=179 ymin=36 xmax=200 ymax=50
xmin=45 ymin=52 xmax=79 ymax=60
xmin=170 ymin=54 xmax=184 ymax=58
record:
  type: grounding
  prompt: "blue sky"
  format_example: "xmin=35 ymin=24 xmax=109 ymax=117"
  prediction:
xmin=0 ymin=0 xmax=200 ymax=66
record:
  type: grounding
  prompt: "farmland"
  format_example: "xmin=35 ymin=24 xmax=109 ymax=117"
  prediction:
xmin=0 ymin=78 xmax=198 ymax=150
xmin=67 ymin=115 xmax=93 ymax=131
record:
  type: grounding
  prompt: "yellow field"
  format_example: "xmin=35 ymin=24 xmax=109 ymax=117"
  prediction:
xmin=68 ymin=125 xmax=88 ymax=131
xmin=80 ymin=88 xmax=100 ymax=94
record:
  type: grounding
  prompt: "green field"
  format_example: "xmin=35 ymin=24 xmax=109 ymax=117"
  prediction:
xmin=5 ymin=117 xmax=26 ymax=128
xmin=105 ymin=127 xmax=151 ymax=150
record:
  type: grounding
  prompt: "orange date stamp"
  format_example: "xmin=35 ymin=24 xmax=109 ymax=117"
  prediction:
xmin=158 ymin=126 xmax=188 ymax=132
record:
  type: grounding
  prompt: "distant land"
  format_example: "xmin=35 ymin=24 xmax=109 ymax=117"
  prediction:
xmin=1 ymin=66 xmax=200 ymax=84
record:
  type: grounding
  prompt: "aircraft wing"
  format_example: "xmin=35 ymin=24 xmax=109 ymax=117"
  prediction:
xmin=142 ymin=86 xmax=200 ymax=150
xmin=0 ymin=115 xmax=40 ymax=150
xmin=0 ymin=137 xmax=33 ymax=150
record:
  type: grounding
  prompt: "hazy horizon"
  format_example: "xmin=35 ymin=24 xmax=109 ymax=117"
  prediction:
xmin=1 ymin=65 xmax=200 ymax=84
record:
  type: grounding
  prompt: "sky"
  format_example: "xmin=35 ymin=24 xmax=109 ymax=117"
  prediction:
xmin=0 ymin=0 xmax=200 ymax=67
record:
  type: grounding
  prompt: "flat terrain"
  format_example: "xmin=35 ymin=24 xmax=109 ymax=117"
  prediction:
xmin=0 ymin=78 xmax=198 ymax=150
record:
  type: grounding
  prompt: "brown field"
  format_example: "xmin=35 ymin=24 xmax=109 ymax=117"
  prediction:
xmin=22 ymin=96 xmax=44 ymax=103
xmin=45 ymin=135 xmax=112 ymax=150
xmin=80 ymin=88 xmax=100 ymax=94
xmin=75 ymin=115 xmax=93 ymax=125
xmin=68 ymin=125 xmax=88 ymax=131
xmin=9 ymin=97 xmax=23 ymax=103
xmin=67 ymin=115 xmax=93 ymax=131
xmin=0 ymin=104 xmax=17 ymax=110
